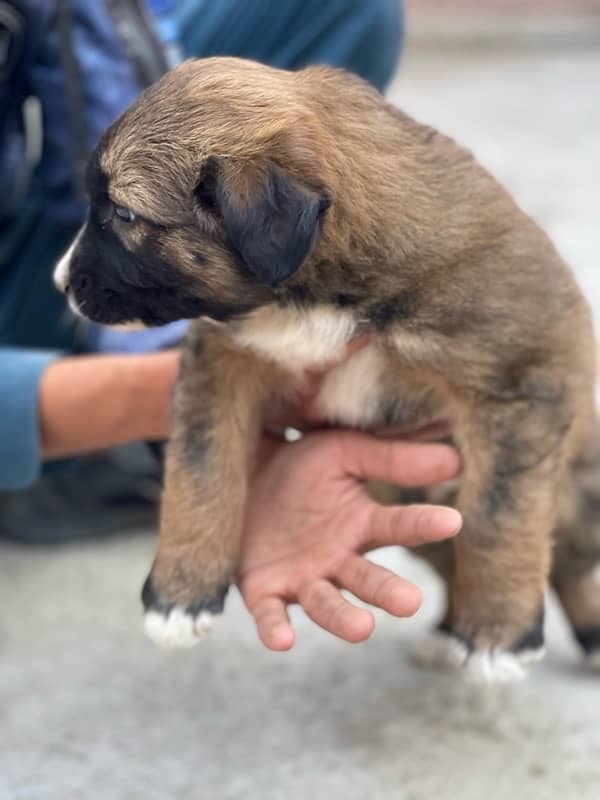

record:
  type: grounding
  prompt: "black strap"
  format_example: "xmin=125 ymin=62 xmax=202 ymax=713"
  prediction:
xmin=56 ymin=0 xmax=169 ymax=203
xmin=105 ymin=0 xmax=168 ymax=89
xmin=0 ymin=0 xmax=25 ymax=81
xmin=0 ymin=1 xmax=42 ymax=227
xmin=56 ymin=0 xmax=88 ymax=201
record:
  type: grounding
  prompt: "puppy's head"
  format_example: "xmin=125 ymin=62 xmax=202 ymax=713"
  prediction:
xmin=54 ymin=58 xmax=332 ymax=326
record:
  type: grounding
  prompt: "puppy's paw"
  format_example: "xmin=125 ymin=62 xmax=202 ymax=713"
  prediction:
xmin=574 ymin=628 xmax=600 ymax=672
xmin=411 ymin=629 xmax=469 ymax=670
xmin=412 ymin=614 xmax=545 ymax=684
xmin=463 ymin=648 xmax=533 ymax=683
xmin=144 ymin=606 xmax=216 ymax=648
xmin=141 ymin=573 xmax=229 ymax=648
xmin=412 ymin=631 xmax=543 ymax=683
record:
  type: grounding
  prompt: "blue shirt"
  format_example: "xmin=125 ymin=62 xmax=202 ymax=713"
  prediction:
xmin=0 ymin=0 xmax=170 ymax=489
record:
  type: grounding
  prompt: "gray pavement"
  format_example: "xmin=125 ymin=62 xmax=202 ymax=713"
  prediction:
xmin=2 ymin=39 xmax=600 ymax=800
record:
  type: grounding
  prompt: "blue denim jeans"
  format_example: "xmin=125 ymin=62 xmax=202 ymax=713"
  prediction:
xmin=175 ymin=0 xmax=403 ymax=93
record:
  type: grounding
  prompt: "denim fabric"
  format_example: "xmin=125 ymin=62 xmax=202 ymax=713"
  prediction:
xmin=174 ymin=0 xmax=403 ymax=91
xmin=0 ymin=349 xmax=58 ymax=489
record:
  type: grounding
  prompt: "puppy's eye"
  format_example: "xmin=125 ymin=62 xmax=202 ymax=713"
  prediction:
xmin=114 ymin=205 xmax=136 ymax=223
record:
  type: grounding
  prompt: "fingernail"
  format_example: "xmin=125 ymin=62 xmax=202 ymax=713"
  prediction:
xmin=446 ymin=508 xmax=463 ymax=535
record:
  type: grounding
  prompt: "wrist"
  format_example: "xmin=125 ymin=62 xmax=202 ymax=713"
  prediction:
xmin=124 ymin=351 xmax=180 ymax=442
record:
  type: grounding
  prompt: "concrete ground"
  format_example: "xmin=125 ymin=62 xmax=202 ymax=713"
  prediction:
xmin=2 ymin=31 xmax=600 ymax=800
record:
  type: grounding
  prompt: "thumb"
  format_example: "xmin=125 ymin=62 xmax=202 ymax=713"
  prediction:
xmin=338 ymin=432 xmax=460 ymax=487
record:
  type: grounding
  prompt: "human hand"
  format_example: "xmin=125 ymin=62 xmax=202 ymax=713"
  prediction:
xmin=238 ymin=431 xmax=461 ymax=651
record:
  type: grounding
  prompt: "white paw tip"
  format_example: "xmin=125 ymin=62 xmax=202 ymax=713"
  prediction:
xmin=194 ymin=610 xmax=216 ymax=636
xmin=515 ymin=646 xmax=545 ymax=667
xmin=411 ymin=630 xmax=469 ymax=669
xmin=412 ymin=632 xmax=541 ymax=683
xmin=144 ymin=607 xmax=217 ymax=649
xmin=464 ymin=649 xmax=527 ymax=684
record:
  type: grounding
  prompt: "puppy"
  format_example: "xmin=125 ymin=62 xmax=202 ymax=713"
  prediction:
xmin=54 ymin=57 xmax=600 ymax=682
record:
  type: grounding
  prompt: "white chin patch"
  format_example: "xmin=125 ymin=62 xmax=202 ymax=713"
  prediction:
xmin=144 ymin=607 xmax=216 ymax=649
xmin=54 ymin=227 xmax=83 ymax=291
xmin=412 ymin=630 xmax=544 ymax=684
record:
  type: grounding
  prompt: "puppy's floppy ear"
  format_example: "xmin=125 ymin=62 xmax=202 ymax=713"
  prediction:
xmin=196 ymin=156 xmax=330 ymax=287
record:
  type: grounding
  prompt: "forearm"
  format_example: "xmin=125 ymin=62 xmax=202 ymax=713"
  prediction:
xmin=39 ymin=351 xmax=179 ymax=459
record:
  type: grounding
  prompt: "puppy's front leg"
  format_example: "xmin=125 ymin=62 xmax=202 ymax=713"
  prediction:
xmin=142 ymin=321 xmax=272 ymax=647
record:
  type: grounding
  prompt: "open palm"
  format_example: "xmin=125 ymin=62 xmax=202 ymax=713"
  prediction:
xmin=238 ymin=431 xmax=461 ymax=651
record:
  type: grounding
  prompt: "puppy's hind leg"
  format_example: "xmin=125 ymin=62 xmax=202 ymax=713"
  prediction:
xmin=142 ymin=322 xmax=276 ymax=648
xmin=430 ymin=391 xmax=572 ymax=683
xmin=552 ymin=432 xmax=600 ymax=670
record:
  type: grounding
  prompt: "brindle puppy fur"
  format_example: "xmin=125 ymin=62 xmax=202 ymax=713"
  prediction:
xmin=55 ymin=58 xmax=599 ymax=678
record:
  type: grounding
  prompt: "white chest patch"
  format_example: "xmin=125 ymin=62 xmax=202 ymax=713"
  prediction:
xmin=232 ymin=305 xmax=357 ymax=372
xmin=231 ymin=304 xmax=388 ymax=428
xmin=316 ymin=344 xmax=386 ymax=427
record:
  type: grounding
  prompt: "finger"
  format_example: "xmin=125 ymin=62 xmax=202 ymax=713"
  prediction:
xmin=251 ymin=597 xmax=295 ymax=651
xmin=336 ymin=555 xmax=422 ymax=618
xmin=364 ymin=503 xmax=462 ymax=551
xmin=339 ymin=433 xmax=460 ymax=487
xmin=298 ymin=579 xmax=375 ymax=643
